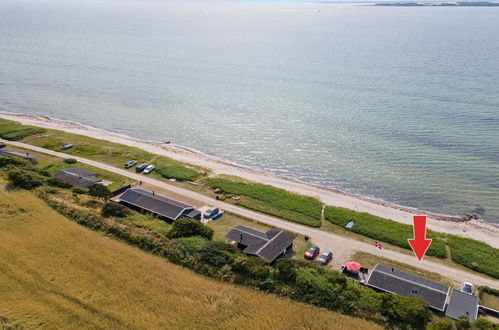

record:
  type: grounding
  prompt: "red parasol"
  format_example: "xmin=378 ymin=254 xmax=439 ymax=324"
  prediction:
xmin=345 ymin=261 xmax=361 ymax=273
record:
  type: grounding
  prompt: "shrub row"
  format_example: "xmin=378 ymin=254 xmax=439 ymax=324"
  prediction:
xmin=206 ymin=178 xmax=322 ymax=227
xmin=324 ymin=206 xmax=448 ymax=258
xmin=37 ymin=189 xmax=436 ymax=329
xmin=447 ymin=236 xmax=499 ymax=279
xmin=155 ymin=165 xmax=201 ymax=182
xmin=478 ymin=286 xmax=499 ymax=299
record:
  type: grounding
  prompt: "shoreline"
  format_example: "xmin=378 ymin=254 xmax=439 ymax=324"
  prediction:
xmin=1 ymin=110 xmax=498 ymax=248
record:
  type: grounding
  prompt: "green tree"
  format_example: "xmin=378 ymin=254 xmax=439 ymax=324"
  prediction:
xmin=381 ymin=294 xmax=432 ymax=330
xmin=88 ymin=184 xmax=111 ymax=200
xmin=101 ymin=201 xmax=131 ymax=218
xmin=168 ymin=217 xmax=213 ymax=240
xmin=427 ymin=318 xmax=455 ymax=330
xmin=198 ymin=241 xmax=236 ymax=268
xmin=7 ymin=169 xmax=45 ymax=189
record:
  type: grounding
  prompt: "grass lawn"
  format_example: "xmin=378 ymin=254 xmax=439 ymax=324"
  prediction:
xmin=0 ymin=180 xmax=380 ymax=330
xmin=480 ymin=293 xmax=499 ymax=310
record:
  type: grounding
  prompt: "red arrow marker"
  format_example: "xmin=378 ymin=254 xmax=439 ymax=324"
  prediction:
xmin=408 ymin=215 xmax=432 ymax=261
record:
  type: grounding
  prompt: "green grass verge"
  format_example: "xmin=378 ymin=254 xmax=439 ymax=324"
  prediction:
xmin=205 ymin=177 xmax=322 ymax=227
xmin=0 ymin=120 xmax=45 ymax=140
xmin=324 ymin=206 xmax=447 ymax=258
xmin=0 ymin=118 xmax=205 ymax=182
xmin=156 ymin=165 xmax=200 ymax=181
xmin=448 ymin=236 xmax=499 ymax=279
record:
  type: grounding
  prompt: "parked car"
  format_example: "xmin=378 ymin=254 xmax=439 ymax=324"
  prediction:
xmin=317 ymin=251 xmax=333 ymax=265
xmin=60 ymin=144 xmax=73 ymax=150
xmin=143 ymin=164 xmax=155 ymax=174
xmin=461 ymin=282 xmax=474 ymax=295
xmin=0 ymin=142 xmax=6 ymax=148
xmin=304 ymin=245 xmax=320 ymax=260
xmin=124 ymin=160 xmax=137 ymax=169
xmin=135 ymin=163 xmax=149 ymax=173
xmin=204 ymin=207 xmax=219 ymax=219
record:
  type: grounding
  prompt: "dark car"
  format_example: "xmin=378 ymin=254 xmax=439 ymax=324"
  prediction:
xmin=135 ymin=163 xmax=149 ymax=173
xmin=317 ymin=251 xmax=333 ymax=265
xmin=0 ymin=142 xmax=6 ymax=148
xmin=204 ymin=207 xmax=219 ymax=219
xmin=124 ymin=160 xmax=137 ymax=169
xmin=304 ymin=245 xmax=320 ymax=260
xmin=60 ymin=144 xmax=73 ymax=150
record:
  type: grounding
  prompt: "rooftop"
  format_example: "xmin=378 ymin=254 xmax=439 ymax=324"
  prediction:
xmin=54 ymin=168 xmax=100 ymax=188
xmin=118 ymin=188 xmax=198 ymax=221
xmin=366 ymin=264 xmax=450 ymax=311
xmin=0 ymin=149 xmax=35 ymax=160
xmin=445 ymin=289 xmax=479 ymax=322
xmin=225 ymin=225 xmax=295 ymax=263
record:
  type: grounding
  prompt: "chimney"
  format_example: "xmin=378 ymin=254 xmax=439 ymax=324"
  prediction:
xmin=240 ymin=233 xmax=243 ymax=242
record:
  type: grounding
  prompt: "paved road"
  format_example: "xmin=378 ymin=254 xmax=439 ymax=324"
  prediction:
xmin=5 ymin=139 xmax=499 ymax=289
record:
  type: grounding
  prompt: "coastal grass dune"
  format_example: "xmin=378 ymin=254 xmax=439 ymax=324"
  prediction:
xmin=0 ymin=182 xmax=380 ymax=330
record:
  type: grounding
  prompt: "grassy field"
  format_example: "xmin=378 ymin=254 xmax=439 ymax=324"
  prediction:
xmin=0 ymin=183 xmax=380 ymax=330
xmin=205 ymin=177 xmax=322 ymax=227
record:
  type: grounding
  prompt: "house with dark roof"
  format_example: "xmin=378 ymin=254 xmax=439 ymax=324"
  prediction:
xmin=0 ymin=149 xmax=35 ymax=160
xmin=117 ymin=188 xmax=201 ymax=221
xmin=55 ymin=168 xmax=101 ymax=188
xmin=225 ymin=225 xmax=295 ymax=263
xmin=366 ymin=264 xmax=450 ymax=311
xmin=445 ymin=289 xmax=479 ymax=322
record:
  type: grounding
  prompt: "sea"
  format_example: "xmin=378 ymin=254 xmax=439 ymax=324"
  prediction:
xmin=1 ymin=0 xmax=498 ymax=223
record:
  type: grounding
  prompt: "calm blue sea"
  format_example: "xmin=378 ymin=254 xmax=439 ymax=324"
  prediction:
xmin=1 ymin=0 xmax=498 ymax=222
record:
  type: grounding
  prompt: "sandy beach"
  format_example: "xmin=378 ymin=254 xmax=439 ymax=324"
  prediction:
xmin=1 ymin=111 xmax=498 ymax=248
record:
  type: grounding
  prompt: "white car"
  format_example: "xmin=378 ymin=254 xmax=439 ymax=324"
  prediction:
xmin=143 ymin=164 xmax=155 ymax=174
xmin=461 ymin=282 xmax=474 ymax=295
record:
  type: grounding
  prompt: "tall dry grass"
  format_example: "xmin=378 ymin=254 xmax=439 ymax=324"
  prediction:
xmin=0 ymin=185 xmax=380 ymax=330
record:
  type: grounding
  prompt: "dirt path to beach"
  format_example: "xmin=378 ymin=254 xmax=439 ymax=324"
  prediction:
xmin=1 ymin=112 xmax=498 ymax=249
xmin=3 ymin=139 xmax=499 ymax=289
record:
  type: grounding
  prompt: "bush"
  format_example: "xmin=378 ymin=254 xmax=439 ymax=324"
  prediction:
xmin=168 ymin=217 xmax=214 ymax=240
xmin=472 ymin=318 xmax=499 ymax=330
xmin=101 ymin=201 xmax=131 ymax=218
xmin=478 ymin=286 xmax=499 ymax=297
xmin=88 ymin=184 xmax=111 ymax=200
xmin=198 ymin=241 xmax=237 ymax=268
xmin=448 ymin=236 xmax=499 ymax=279
xmin=324 ymin=206 xmax=447 ymax=258
xmin=176 ymin=236 xmax=207 ymax=254
xmin=47 ymin=177 xmax=72 ymax=188
xmin=72 ymin=187 xmax=87 ymax=194
xmin=205 ymin=178 xmax=322 ymax=227
xmin=0 ymin=155 xmax=32 ymax=168
xmin=156 ymin=165 xmax=201 ymax=181
xmin=381 ymin=294 xmax=433 ymax=330
xmin=7 ymin=169 xmax=46 ymax=189
xmin=64 ymin=158 xmax=77 ymax=164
